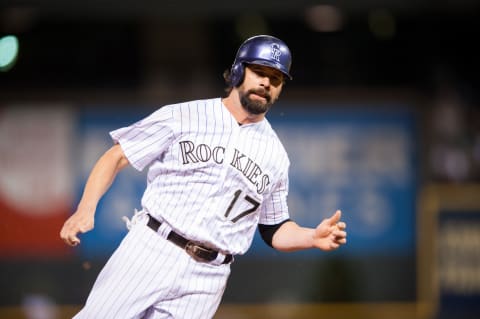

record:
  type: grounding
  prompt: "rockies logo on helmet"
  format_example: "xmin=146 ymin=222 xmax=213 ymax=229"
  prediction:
xmin=270 ymin=43 xmax=281 ymax=62
xmin=229 ymin=35 xmax=292 ymax=87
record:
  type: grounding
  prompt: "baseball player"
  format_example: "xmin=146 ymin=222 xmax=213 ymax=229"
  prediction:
xmin=60 ymin=35 xmax=347 ymax=319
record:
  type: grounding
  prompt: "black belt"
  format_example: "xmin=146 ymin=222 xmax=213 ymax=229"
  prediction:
xmin=147 ymin=214 xmax=233 ymax=264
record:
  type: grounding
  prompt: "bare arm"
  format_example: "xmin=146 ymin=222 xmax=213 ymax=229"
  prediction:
xmin=271 ymin=210 xmax=347 ymax=252
xmin=60 ymin=144 xmax=130 ymax=246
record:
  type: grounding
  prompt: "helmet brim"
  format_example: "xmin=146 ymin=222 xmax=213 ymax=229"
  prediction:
xmin=245 ymin=60 xmax=293 ymax=80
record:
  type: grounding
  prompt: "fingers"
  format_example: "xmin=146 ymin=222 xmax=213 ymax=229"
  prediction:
xmin=328 ymin=236 xmax=346 ymax=249
xmin=60 ymin=232 xmax=80 ymax=246
xmin=328 ymin=210 xmax=342 ymax=225
xmin=333 ymin=219 xmax=347 ymax=246
xmin=70 ymin=235 xmax=81 ymax=246
xmin=315 ymin=211 xmax=347 ymax=251
xmin=60 ymin=223 xmax=81 ymax=246
xmin=333 ymin=227 xmax=347 ymax=245
xmin=72 ymin=236 xmax=80 ymax=245
xmin=330 ymin=210 xmax=346 ymax=234
xmin=333 ymin=229 xmax=347 ymax=239
xmin=60 ymin=215 xmax=91 ymax=247
xmin=330 ymin=239 xmax=346 ymax=250
xmin=329 ymin=242 xmax=340 ymax=250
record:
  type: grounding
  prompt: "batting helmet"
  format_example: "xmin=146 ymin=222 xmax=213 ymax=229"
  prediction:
xmin=229 ymin=35 xmax=292 ymax=87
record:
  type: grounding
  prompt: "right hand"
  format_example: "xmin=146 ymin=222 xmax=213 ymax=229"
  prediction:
xmin=60 ymin=209 xmax=95 ymax=246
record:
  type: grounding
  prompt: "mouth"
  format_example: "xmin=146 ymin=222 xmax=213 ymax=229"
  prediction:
xmin=250 ymin=93 xmax=266 ymax=101
xmin=249 ymin=89 xmax=270 ymax=102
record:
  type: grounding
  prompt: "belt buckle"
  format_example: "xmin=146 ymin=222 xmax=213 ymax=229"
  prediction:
xmin=185 ymin=241 xmax=211 ymax=263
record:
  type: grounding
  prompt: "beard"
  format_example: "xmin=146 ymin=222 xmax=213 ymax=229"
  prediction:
xmin=239 ymin=88 xmax=274 ymax=115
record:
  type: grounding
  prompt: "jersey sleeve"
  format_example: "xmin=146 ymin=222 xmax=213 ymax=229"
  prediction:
xmin=110 ymin=105 xmax=176 ymax=171
xmin=258 ymin=172 xmax=290 ymax=225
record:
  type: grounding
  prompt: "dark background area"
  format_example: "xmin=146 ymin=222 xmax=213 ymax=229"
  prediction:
xmin=1 ymin=1 xmax=479 ymax=95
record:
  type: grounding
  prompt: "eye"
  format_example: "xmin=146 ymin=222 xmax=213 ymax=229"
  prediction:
xmin=270 ymin=74 xmax=284 ymax=86
xmin=251 ymin=67 xmax=267 ymax=77
xmin=249 ymin=66 xmax=284 ymax=86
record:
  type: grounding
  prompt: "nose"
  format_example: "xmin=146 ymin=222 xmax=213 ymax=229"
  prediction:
xmin=259 ymin=75 xmax=271 ymax=88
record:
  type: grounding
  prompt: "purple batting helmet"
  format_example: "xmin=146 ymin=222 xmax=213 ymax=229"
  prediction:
xmin=229 ymin=35 xmax=293 ymax=87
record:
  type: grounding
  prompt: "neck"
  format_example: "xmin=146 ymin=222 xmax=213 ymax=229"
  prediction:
xmin=222 ymin=90 xmax=265 ymax=125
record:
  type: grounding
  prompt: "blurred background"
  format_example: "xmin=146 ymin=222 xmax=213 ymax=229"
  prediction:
xmin=1 ymin=1 xmax=479 ymax=318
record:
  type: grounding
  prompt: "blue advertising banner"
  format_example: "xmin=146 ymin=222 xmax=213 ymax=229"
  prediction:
xmin=74 ymin=103 xmax=417 ymax=259
xmin=250 ymin=103 xmax=418 ymax=257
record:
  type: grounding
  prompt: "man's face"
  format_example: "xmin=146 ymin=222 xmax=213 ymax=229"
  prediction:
xmin=238 ymin=64 xmax=285 ymax=115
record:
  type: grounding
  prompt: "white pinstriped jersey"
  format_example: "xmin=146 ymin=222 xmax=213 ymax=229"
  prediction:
xmin=110 ymin=97 xmax=290 ymax=255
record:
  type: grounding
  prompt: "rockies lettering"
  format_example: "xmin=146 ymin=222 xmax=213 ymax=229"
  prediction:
xmin=110 ymin=97 xmax=290 ymax=255
xmin=179 ymin=140 xmax=270 ymax=194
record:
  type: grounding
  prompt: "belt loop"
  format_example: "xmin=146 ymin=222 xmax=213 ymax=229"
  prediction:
xmin=157 ymin=222 xmax=172 ymax=239
xmin=211 ymin=252 xmax=233 ymax=266
xmin=146 ymin=213 xmax=171 ymax=240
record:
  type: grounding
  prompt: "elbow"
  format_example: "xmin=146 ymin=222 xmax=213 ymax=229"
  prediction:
xmin=107 ymin=144 xmax=130 ymax=172
xmin=259 ymin=219 xmax=291 ymax=249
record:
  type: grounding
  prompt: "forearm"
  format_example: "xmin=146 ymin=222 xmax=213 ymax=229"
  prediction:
xmin=60 ymin=144 xmax=129 ymax=246
xmin=77 ymin=144 xmax=129 ymax=213
xmin=271 ymin=221 xmax=315 ymax=252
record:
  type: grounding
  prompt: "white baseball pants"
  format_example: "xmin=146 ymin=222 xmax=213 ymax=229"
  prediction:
xmin=73 ymin=216 xmax=231 ymax=319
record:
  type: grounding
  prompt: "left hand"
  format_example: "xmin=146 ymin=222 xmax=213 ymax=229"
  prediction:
xmin=313 ymin=210 xmax=347 ymax=251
